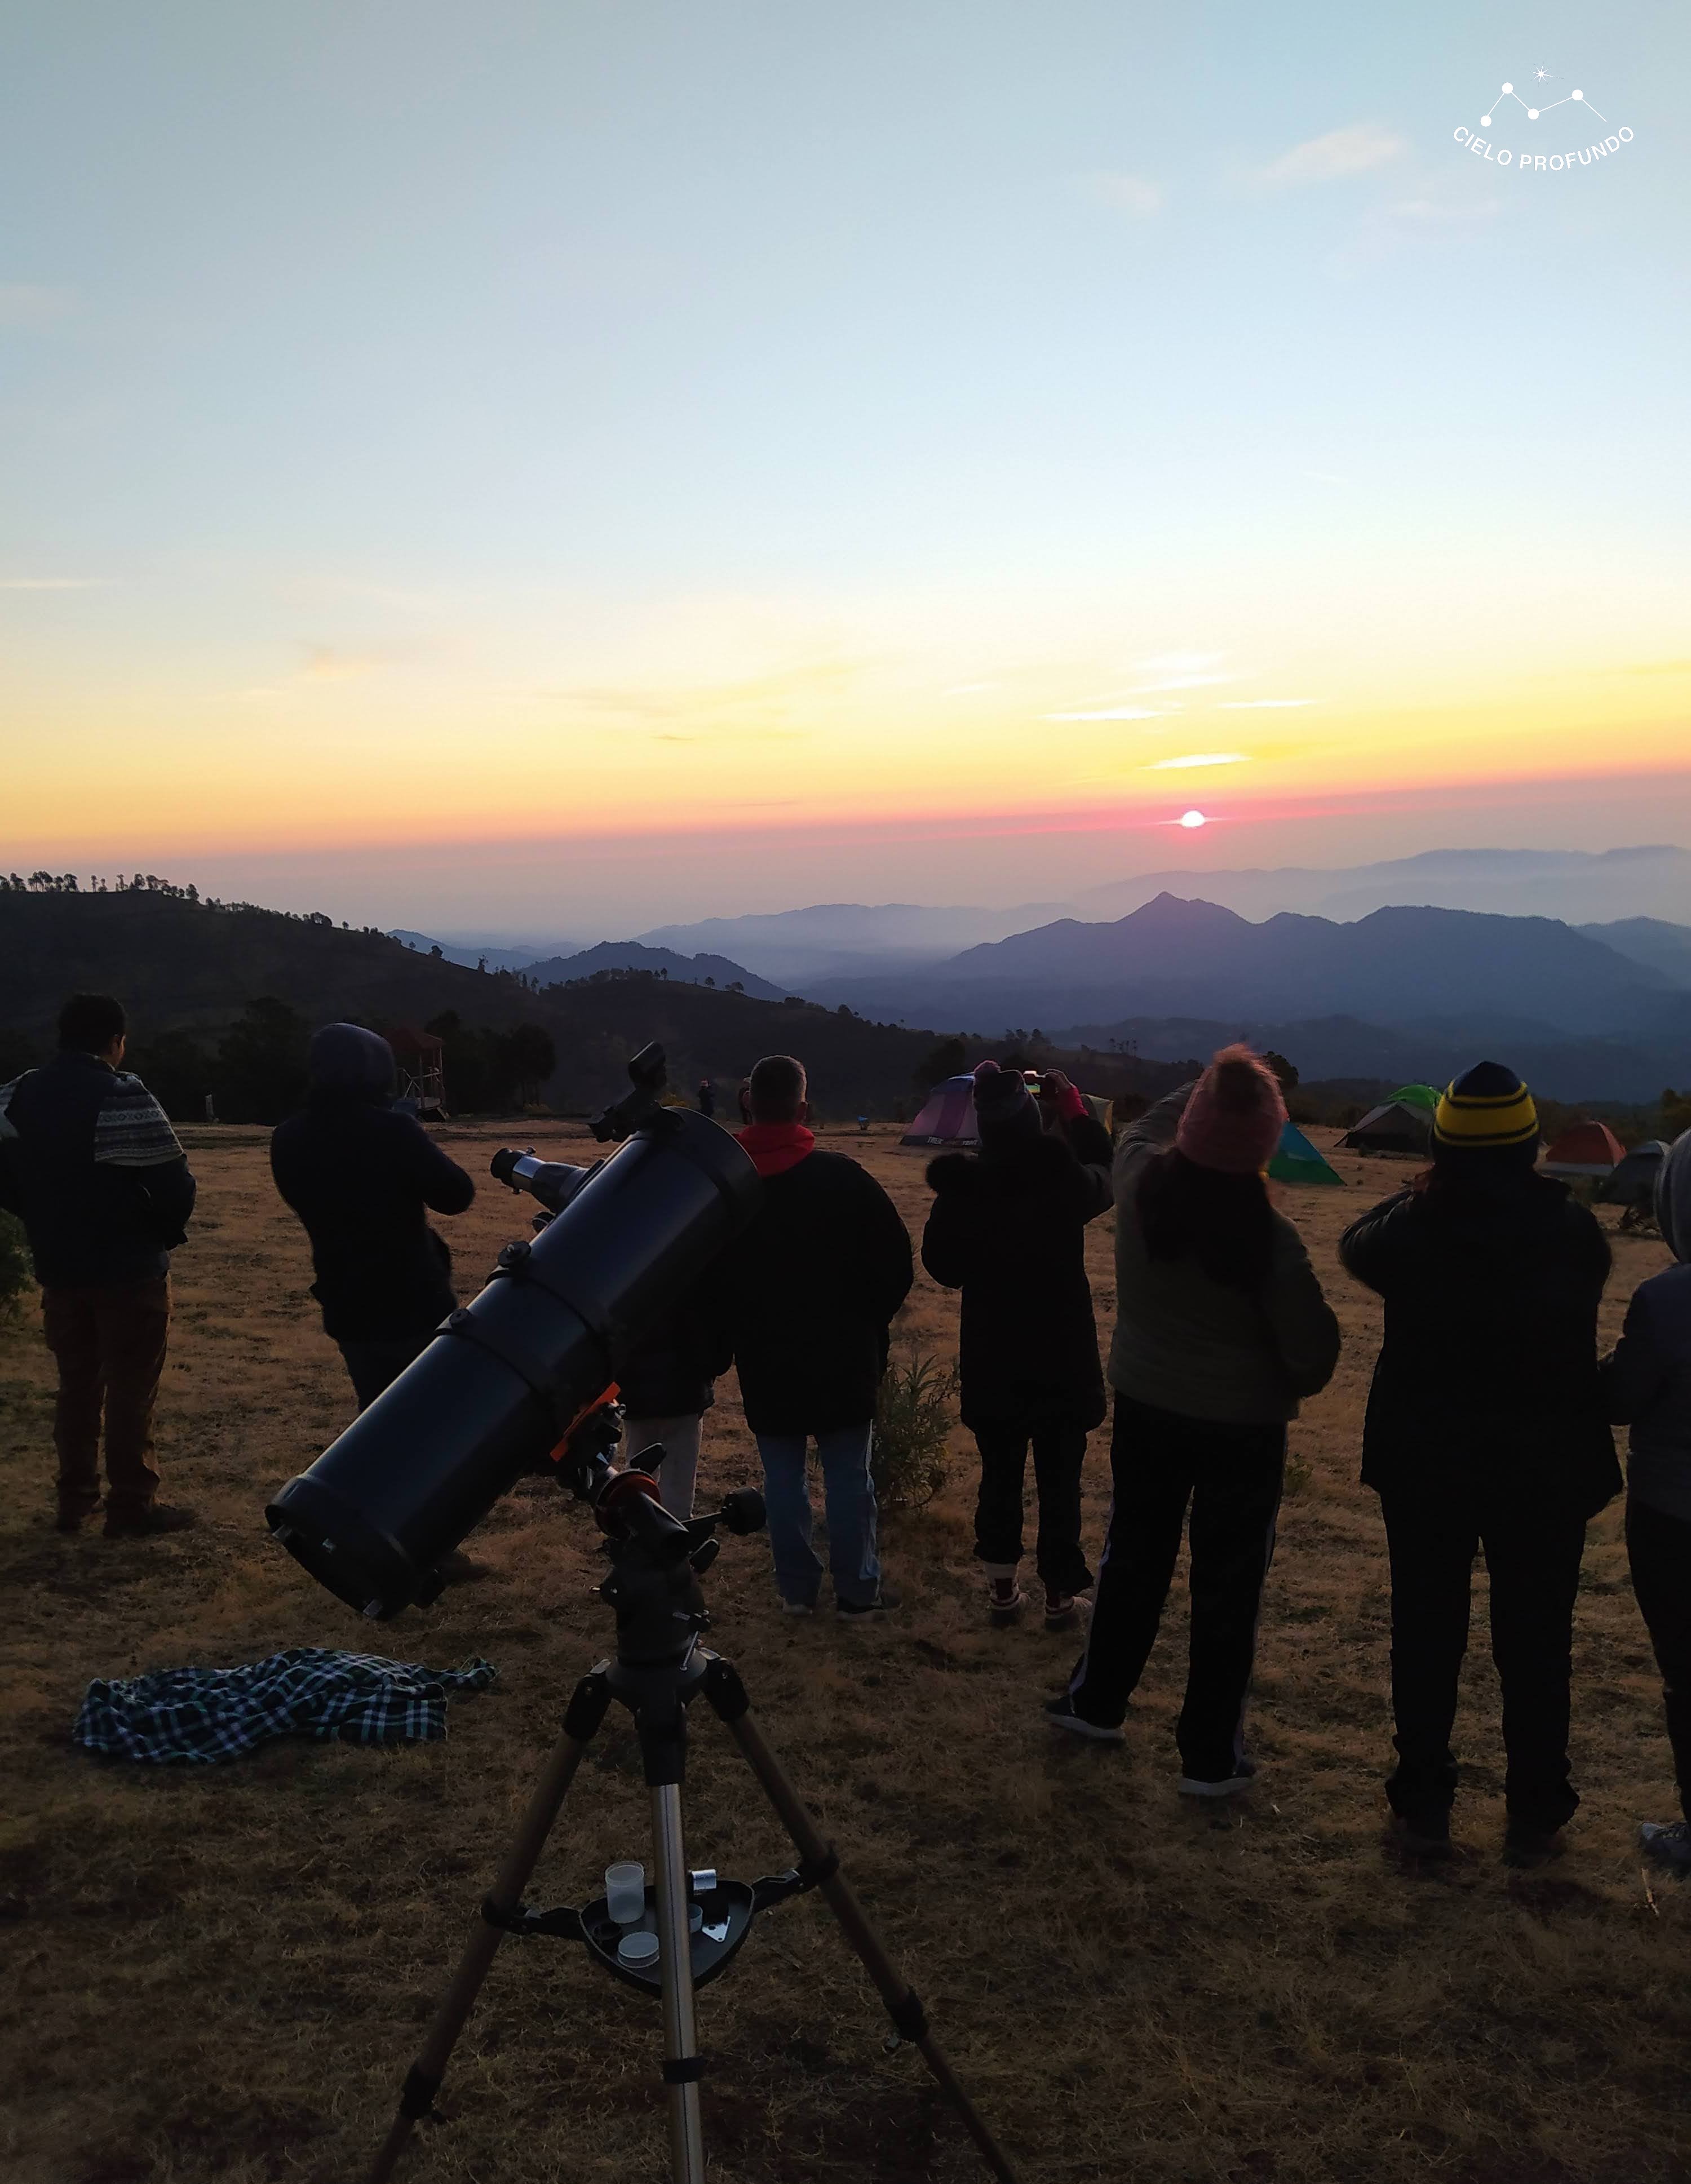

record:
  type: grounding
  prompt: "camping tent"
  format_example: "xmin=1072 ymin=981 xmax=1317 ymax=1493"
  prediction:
xmin=1339 ymin=1100 xmax=1434 ymax=1156
xmin=1542 ymin=1120 xmax=1626 ymax=1177
xmin=1390 ymin=1083 xmax=1441 ymax=1111
xmin=1268 ymin=1120 xmax=1344 ymax=1186
xmin=899 ymin=1075 xmax=1112 ymax=1149
xmin=1599 ymin=1139 xmax=1668 ymax=1208
xmin=900 ymin=1075 xmax=980 ymax=1150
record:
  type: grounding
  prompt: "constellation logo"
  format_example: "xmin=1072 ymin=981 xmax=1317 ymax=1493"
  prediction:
xmin=1453 ymin=67 xmax=1633 ymax=172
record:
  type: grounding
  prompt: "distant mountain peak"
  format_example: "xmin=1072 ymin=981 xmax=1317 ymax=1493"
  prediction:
xmin=1119 ymin=891 xmax=1251 ymax=929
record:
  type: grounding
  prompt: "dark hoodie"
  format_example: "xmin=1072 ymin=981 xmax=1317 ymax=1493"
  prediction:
xmin=1340 ymin=1157 xmax=1619 ymax=1514
xmin=269 ymin=1024 xmax=475 ymax=1341
xmin=922 ymin=1106 xmax=1114 ymax=1432
xmin=1605 ymin=1131 xmax=1691 ymax=1520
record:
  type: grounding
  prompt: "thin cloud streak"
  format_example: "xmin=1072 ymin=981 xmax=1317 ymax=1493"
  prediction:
xmin=1086 ymin=171 xmax=1166 ymax=216
xmin=1250 ymin=122 xmax=1406 ymax=189
xmin=1045 ymin=705 xmax=1167 ymax=721
xmin=0 ymin=577 xmax=111 ymax=591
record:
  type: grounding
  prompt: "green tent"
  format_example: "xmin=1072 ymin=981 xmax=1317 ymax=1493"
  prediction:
xmin=1391 ymin=1083 xmax=1441 ymax=1110
xmin=1268 ymin=1120 xmax=1344 ymax=1186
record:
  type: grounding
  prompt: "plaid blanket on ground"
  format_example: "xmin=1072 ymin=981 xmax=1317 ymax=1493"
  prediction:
xmin=73 ymin=1648 xmax=498 ymax=1764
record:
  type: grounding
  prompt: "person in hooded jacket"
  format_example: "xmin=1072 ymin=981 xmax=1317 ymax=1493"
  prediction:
xmin=1340 ymin=1061 xmax=1619 ymax=1866
xmin=1605 ymin=1127 xmax=1691 ymax=1877
xmin=1047 ymin=1047 xmax=1340 ymax=1796
xmin=922 ymin=1062 xmax=1113 ymax=1631
xmin=270 ymin=1024 xmax=476 ymax=1409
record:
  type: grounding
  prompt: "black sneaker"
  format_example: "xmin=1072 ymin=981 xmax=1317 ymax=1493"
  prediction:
xmin=1503 ymin=1819 xmax=1565 ymax=1868
xmin=1043 ymin=1695 xmax=1125 ymax=1744
xmin=836 ymin=1587 xmax=900 ymax=1621
xmin=1640 ymin=1820 xmax=1691 ymax=1877
xmin=1392 ymin=1808 xmax=1454 ymax=1860
xmin=103 ymin=1503 xmax=198 ymax=1539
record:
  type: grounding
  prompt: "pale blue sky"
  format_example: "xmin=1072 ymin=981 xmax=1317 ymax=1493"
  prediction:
xmin=3 ymin=1 xmax=1686 ymax=928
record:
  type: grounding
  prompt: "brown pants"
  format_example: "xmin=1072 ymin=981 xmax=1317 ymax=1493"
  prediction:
xmin=41 ymin=1275 xmax=171 ymax=1519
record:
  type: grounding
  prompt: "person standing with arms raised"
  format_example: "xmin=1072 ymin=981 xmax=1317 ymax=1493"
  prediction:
xmin=721 ymin=1053 xmax=913 ymax=1618
xmin=1048 ymin=1047 xmax=1340 ymax=1800
xmin=922 ymin=1062 xmax=1113 ymax=1631
xmin=1340 ymin=1062 xmax=1618 ymax=1866
xmin=0 ymin=994 xmax=198 ymax=1536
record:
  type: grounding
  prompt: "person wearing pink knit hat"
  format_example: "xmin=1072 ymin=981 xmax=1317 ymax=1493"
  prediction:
xmin=1174 ymin=1045 xmax=1288 ymax=1175
xmin=1047 ymin=1046 xmax=1340 ymax=1796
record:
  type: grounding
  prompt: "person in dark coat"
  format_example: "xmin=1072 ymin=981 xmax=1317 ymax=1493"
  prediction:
xmin=616 ymin=1279 xmax=732 ymax=1518
xmin=270 ymin=1024 xmax=476 ymax=1410
xmin=721 ymin=1053 xmax=913 ymax=1618
xmin=1340 ymin=1061 xmax=1619 ymax=1866
xmin=0 ymin=993 xmax=198 ymax=1536
xmin=1048 ymin=1048 xmax=1340 ymax=1796
xmin=922 ymin=1062 xmax=1113 ymax=1629
xmin=1604 ymin=1127 xmax=1691 ymax=1876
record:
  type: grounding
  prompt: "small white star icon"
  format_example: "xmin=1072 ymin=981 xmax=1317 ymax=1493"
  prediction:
xmin=1534 ymin=65 xmax=1552 ymax=81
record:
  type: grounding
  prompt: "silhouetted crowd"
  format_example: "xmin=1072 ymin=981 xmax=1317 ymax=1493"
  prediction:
xmin=5 ymin=994 xmax=1690 ymax=1876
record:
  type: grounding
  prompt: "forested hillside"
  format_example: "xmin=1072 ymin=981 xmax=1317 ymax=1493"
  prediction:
xmin=0 ymin=881 xmax=1183 ymax=1123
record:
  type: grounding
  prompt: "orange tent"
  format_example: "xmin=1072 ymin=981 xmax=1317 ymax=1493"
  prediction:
xmin=1542 ymin=1120 xmax=1624 ymax=1176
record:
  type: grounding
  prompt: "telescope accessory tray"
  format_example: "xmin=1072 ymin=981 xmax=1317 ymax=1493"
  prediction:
xmin=485 ymin=1869 xmax=817 ymax=1995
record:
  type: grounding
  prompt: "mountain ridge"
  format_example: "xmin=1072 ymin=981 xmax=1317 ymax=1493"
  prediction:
xmin=809 ymin=894 xmax=1678 ymax=1038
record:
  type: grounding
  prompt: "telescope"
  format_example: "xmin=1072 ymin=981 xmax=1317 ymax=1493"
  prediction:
xmin=265 ymin=1045 xmax=761 ymax=1619
xmin=265 ymin=1041 xmax=1021 ymax=2184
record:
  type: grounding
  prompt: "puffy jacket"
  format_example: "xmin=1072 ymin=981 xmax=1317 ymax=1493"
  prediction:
xmin=271 ymin=1091 xmax=475 ymax=1341
xmin=921 ymin=1111 xmax=1113 ymax=1432
xmin=0 ymin=1052 xmax=196 ymax=1288
xmin=1340 ymin=1168 xmax=1619 ymax=1514
xmin=720 ymin=1142 xmax=913 ymax=1435
xmin=1605 ymin=1131 xmax=1691 ymax=1520
xmin=1110 ymin=1085 xmax=1340 ymax=1424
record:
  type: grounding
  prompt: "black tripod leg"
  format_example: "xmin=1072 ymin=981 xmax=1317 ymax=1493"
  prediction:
xmin=366 ymin=1669 xmax=613 ymax=2184
xmin=702 ymin=1658 xmax=1022 ymax=2184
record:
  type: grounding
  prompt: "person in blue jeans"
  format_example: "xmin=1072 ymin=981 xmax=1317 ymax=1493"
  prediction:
xmin=1605 ymin=1127 xmax=1691 ymax=1877
xmin=720 ymin=1054 xmax=913 ymax=1618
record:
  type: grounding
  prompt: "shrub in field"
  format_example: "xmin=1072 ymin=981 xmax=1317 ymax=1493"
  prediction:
xmin=873 ymin=1351 xmax=957 ymax=1510
xmin=0 ymin=1210 xmax=33 ymax=1316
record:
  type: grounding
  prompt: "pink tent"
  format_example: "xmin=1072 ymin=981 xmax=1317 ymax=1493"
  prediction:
xmin=899 ymin=1075 xmax=980 ymax=1150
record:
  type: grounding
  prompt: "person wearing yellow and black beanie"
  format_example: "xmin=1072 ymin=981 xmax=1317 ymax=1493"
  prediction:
xmin=1341 ymin=1061 xmax=1619 ymax=1867
xmin=1429 ymin=1058 xmax=1543 ymax=1162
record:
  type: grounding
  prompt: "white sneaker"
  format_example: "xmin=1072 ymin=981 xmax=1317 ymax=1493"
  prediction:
xmin=781 ymin=1598 xmax=816 ymax=1616
xmin=1043 ymin=1696 xmax=1125 ymax=1744
xmin=1177 ymin=1761 xmax=1258 ymax=1799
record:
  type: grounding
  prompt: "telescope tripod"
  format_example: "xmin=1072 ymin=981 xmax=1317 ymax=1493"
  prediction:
xmin=366 ymin=1646 xmax=1021 ymax=2184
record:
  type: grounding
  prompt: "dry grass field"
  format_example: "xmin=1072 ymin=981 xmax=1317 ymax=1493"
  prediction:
xmin=2 ymin=1122 xmax=1688 ymax=2184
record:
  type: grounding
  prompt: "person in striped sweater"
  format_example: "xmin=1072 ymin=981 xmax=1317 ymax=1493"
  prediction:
xmin=0 ymin=994 xmax=198 ymax=1536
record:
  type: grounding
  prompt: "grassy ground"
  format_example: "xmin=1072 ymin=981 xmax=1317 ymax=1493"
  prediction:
xmin=1 ymin=1123 xmax=1686 ymax=2184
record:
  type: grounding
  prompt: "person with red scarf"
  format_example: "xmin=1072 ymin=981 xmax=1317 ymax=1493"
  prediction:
xmin=721 ymin=1054 xmax=913 ymax=1617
